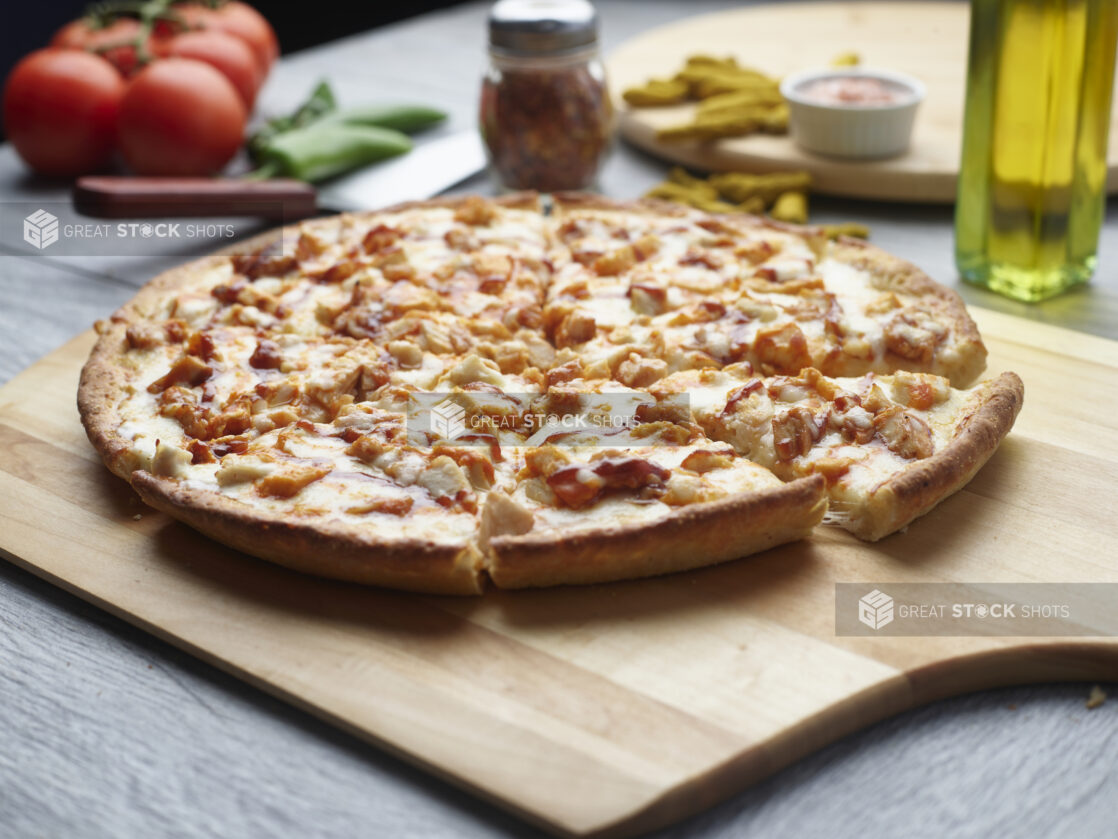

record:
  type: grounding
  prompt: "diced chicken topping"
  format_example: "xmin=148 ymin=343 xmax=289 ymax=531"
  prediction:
xmin=418 ymin=455 xmax=473 ymax=509
xmin=616 ymin=354 xmax=668 ymax=387
xmin=216 ymin=456 xmax=276 ymax=487
xmin=447 ymin=354 xmax=505 ymax=387
xmin=873 ymin=406 xmax=935 ymax=459
xmin=147 ymin=355 xmax=212 ymax=393
xmin=754 ymin=322 xmax=813 ymax=375
xmin=453 ymin=196 xmax=497 ymax=226
xmin=890 ymin=370 xmax=950 ymax=410
xmin=479 ymin=491 xmax=535 ymax=547
xmin=772 ymin=405 xmax=826 ymax=461
xmin=256 ymin=462 xmax=332 ymax=498
xmin=150 ymin=442 xmax=193 ymax=478
xmin=680 ymin=449 xmax=734 ymax=473
xmin=592 ymin=245 xmax=636 ymax=277
xmin=884 ymin=310 xmax=948 ymax=364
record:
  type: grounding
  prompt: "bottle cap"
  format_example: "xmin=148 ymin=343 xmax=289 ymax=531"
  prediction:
xmin=488 ymin=0 xmax=598 ymax=56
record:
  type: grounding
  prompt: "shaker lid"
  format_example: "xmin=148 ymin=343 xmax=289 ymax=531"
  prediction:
xmin=488 ymin=0 xmax=598 ymax=55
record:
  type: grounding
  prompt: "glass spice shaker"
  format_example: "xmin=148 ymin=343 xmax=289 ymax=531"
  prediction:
xmin=480 ymin=0 xmax=613 ymax=192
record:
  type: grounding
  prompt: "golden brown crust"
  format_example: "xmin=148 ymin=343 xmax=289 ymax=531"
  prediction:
xmin=131 ymin=471 xmax=486 ymax=594
xmin=488 ymin=475 xmax=826 ymax=589
xmin=851 ymin=372 xmax=1024 ymax=541
xmin=551 ymin=191 xmax=695 ymax=218
xmin=550 ymin=191 xmax=822 ymax=239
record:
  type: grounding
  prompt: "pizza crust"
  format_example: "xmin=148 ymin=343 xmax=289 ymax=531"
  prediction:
xmin=131 ymin=471 xmax=487 ymax=594
xmin=486 ymin=474 xmax=826 ymax=588
xmin=551 ymin=191 xmax=827 ymax=241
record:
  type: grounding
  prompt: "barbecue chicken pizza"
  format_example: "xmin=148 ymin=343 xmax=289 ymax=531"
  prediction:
xmin=79 ymin=193 xmax=1023 ymax=593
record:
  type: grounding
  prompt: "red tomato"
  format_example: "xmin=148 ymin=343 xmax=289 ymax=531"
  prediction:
xmin=117 ymin=58 xmax=246 ymax=176
xmin=166 ymin=30 xmax=261 ymax=108
xmin=50 ymin=19 xmax=97 ymax=49
xmin=172 ymin=2 xmax=277 ymax=73
xmin=3 ymin=49 xmax=125 ymax=176
xmin=49 ymin=18 xmax=153 ymax=76
xmin=167 ymin=2 xmax=218 ymax=33
xmin=216 ymin=3 xmax=279 ymax=70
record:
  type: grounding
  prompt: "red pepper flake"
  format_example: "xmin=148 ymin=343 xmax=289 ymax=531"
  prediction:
xmin=480 ymin=63 xmax=613 ymax=192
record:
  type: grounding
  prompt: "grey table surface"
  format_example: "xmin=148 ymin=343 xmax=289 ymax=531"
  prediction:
xmin=2 ymin=2 xmax=1117 ymax=838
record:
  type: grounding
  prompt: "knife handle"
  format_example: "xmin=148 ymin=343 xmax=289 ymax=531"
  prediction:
xmin=73 ymin=176 xmax=319 ymax=220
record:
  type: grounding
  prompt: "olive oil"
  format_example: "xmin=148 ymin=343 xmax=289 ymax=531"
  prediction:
xmin=955 ymin=0 xmax=1118 ymax=302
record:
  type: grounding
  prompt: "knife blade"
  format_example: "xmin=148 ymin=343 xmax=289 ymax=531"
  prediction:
xmin=318 ymin=130 xmax=487 ymax=211
xmin=72 ymin=130 xmax=489 ymax=219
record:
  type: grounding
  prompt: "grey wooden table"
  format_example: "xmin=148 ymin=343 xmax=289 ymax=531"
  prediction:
xmin=2 ymin=3 xmax=1116 ymax=838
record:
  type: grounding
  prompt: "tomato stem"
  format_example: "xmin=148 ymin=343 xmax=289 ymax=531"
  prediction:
xmin=81 ymin=0 xmax=214 ymax=72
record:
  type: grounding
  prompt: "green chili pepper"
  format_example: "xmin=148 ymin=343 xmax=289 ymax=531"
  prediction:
xmin=247 ymin=81 xmax=338 ymax=163
xmin=245 ymin=82 xmax=443 ymax=181
xmin=257 ymin=123 xmax=413 ymax=183
xmin=318 ymin=104 xmax=447 ymax=135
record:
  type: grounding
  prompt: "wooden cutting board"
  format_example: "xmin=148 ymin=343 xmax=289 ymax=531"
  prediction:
xmin=2 ymin=310 xmax=1118 ymax=838
xmin=606 ymin=1 xmax=1118 ymax=202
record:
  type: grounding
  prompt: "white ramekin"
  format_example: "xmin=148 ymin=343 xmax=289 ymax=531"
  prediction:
xmin=779 ymin=68 xmax=926 ymax=159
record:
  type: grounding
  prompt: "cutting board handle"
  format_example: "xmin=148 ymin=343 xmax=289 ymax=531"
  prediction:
xmin=73 ymin=176 xmax=319 ymax=220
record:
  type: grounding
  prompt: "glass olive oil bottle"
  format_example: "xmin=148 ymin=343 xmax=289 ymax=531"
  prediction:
xmin=955 ymin=0 xmax=1118 ymax=302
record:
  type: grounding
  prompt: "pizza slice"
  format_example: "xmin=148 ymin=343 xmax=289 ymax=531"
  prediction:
xmin=475 ymin=378 xmax=827 ymax=588
xmin=124 ymin=346 xmax=554 ymax=595
xmin=129 ymin=402 xmax=489 ymax=594
xmin=546 ymin=195 xmax=987 ymax=388
xmin=652 ymin=365 xmax=1024 ymax=541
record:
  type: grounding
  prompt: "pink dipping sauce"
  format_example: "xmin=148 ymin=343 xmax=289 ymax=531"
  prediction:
xmin=799 ymin=76 xmax=903 ymax=107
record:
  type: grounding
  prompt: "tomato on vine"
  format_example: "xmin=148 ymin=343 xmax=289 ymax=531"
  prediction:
xmin=118 ymin=58 xmax=247 ymax=176
xmin=166 ymin=29 xmax=262 ymax=107
xmin=4 ymin=0 xmax=276 ymax=177
xmin=172 ymin=2 xmax=278 ymax=73
xmin=3 ymin=49 xmax=125 ymax=176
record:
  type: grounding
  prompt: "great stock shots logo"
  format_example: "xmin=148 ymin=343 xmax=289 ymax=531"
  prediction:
xmin=429 ymin=398 xmax=467 ymax=440
xmin=23 ymin=209 xmax=59 ymax=250
xmin=837 ymin=583 xmax=1118 ymax=636
xmin=5 ymin=202 xmax=242 ymax=256
xmin=858 ymin=589 xmax=895 ymax=630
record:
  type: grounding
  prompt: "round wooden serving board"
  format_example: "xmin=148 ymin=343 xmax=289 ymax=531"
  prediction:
xmin=3 ymin=310 xmax=1118 ymax=837
xmin=606 ymin=1 xmax=1118 ymax=203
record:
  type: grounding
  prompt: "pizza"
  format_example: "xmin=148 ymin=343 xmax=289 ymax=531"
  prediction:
xmin=78 ymin=193 xmax=1023 ymax=594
